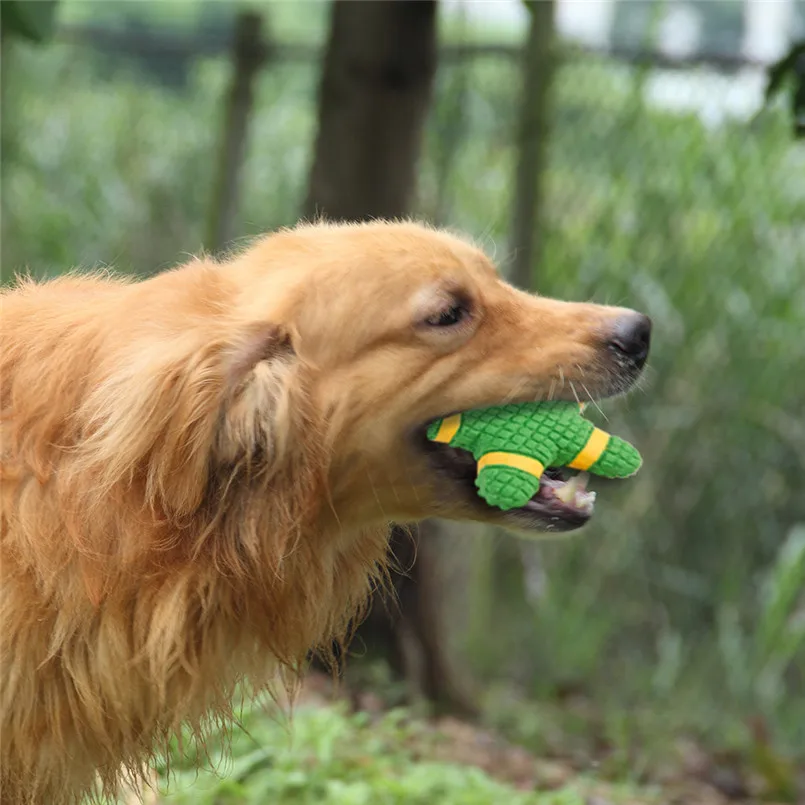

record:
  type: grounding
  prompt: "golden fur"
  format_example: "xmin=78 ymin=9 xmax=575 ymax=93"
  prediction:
xmin=1 ymin=221 xmax=643 ymax=804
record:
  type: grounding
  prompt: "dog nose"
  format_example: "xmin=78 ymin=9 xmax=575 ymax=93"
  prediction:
xmin=609 ymin=313 xmax=652 ymax=368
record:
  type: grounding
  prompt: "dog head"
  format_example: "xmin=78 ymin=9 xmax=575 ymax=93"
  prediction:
xmin=217 ymin=220 xmax=651 ymax=536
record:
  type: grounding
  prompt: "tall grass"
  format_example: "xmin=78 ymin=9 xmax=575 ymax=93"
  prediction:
xmin=140 ymin=699 xmax=612 ymax=805
xmin=426 ymin=54 xmax=805 ymax=754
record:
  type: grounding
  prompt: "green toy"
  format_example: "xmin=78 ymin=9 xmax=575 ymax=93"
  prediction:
xmin=427 ymin=401 xmax=642 ymax=511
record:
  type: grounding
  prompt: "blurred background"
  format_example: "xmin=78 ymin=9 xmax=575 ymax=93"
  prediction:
xmin=2 ymin=1 xmax=804 ymax=803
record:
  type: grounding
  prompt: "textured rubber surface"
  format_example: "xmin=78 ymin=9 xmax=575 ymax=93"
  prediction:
xmin=427 ymin=401 xmax=642 ymax=511
xmin=477 ymin=465 xmax=538 ymax=510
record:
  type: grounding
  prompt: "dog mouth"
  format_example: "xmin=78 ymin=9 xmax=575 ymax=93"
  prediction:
xmin=417 ymin=430 xmax=601 ymax=534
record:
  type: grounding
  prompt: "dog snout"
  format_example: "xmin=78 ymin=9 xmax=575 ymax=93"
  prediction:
xmin=607 ymin=313 xmax=652 ymax=369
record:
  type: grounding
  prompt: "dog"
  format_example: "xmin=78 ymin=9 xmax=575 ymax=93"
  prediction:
xmin=0 ymin=220 xmax=650 ymax=804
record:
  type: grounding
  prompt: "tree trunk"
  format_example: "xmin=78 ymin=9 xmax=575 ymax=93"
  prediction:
xmin=303 ymin=0 xmax=437 ymax=221
xmin=205 ymin=11 xmax=265 ymax=254
xmin=507 ymin=0 xmax=557 ymax=648
xmin=510 ymin=0 xmax=555 ymax=291
xmin=304 ymin=0 xmax=476 ymax=718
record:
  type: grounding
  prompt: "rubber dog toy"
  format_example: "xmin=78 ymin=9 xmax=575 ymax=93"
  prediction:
xmin=427 ymin=401 xmax=641 ymax=511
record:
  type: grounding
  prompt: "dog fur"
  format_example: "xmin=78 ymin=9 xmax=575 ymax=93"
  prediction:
xmin=1 ymin=221 xmax=645 ymax=803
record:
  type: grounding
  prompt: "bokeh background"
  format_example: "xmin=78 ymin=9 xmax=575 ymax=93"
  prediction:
xmin=2 ymin=1 xmax=804 ymax=803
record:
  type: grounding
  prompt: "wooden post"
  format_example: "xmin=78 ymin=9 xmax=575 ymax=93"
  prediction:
xmin=510 ymin=0 xmax=555 ymax=292
xmin=205 ymin=11 xmax=265 ymax=254
xmin=303 ymin=0 xmax=438 ymax=222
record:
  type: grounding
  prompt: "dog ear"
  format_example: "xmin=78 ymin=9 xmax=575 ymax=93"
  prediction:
xmin=214 ymin=323 xmax=304 ymax=480
xmin=71 ymin=322 xmax=306 ymax=524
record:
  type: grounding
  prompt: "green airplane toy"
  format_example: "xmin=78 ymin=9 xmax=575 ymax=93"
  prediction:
xmin=427 ymin=401 xmax=642 ymax=511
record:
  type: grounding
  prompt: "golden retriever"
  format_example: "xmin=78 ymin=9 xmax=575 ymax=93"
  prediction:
xmin=0 ymin=220 xmax=650 ymax=804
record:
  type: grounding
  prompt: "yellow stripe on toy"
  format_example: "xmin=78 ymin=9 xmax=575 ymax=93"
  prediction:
xmin=568 ymin=427 xmax=610 ymax=471
xmin=477 ymin=451 xmax=546 ymax=478
xmin=432 ymin=414 xmax=462 ymax=444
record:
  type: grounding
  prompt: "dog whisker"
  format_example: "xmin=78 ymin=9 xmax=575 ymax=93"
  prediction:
xmin=502 ymin=379 xmax=527 ymax=405
xmin=576 ymin=372 xmax=608 ymax=422
xmin=557 ymin=366 xmax=566 ymax=399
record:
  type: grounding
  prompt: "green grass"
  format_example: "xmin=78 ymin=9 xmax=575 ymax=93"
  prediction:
xmin=127 ymin=698 xmax=652 ymax=805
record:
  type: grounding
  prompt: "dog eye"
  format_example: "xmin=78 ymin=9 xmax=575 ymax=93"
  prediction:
xmin=424 ymin=304 xmax=466 ymax=328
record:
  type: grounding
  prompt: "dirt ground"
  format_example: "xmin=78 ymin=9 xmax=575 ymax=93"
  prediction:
xmin=128 ymin=670 xmax=802 ymax=805
xmin=301 ymin=671 xmax=803 ymax=805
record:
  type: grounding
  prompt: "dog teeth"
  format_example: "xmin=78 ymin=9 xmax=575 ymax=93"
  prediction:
xmin=554 ymin=472 xmax=595 ymax=511
xmin=578 ymin=490 xmax=596 ymax=512
xmin=553 ymin=472 xmax=586 ymax=502
xmin=553 ymin=480 xmax=574 ymax=504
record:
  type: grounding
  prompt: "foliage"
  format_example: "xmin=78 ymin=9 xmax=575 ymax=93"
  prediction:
xmin=722 ymin=525 xmax=805 ymax=699
xmin=1 ymin=1 xmax=60 ymax=44
xmin=764 ymin=40 xmax=805 ymax=137
xmin=132 ymin=700 xmax=604 ymax=805
xmin=56 ymin=0 xmax=331 ymax=46
xmin=611 ymin=0 xmax=745 ymax=56
xmin=424 ymin=52 xmax=805 ymax=758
